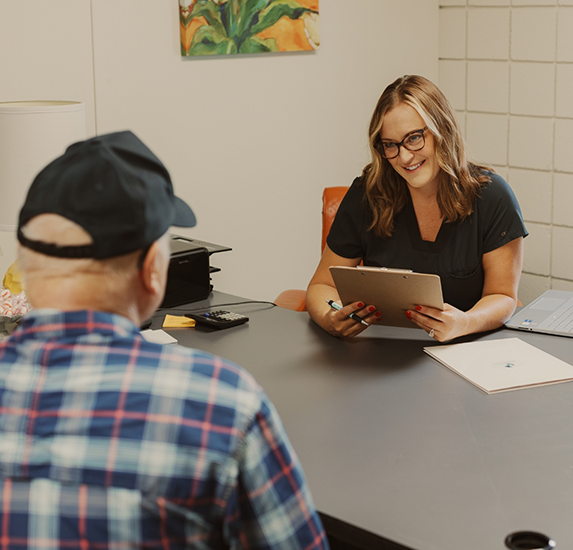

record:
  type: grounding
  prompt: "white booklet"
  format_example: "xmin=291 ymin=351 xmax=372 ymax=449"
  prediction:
xmin=424 ymin=338 xmax=573 ymax=394
xmin=141 ymin=329 xmax=178 ymax=345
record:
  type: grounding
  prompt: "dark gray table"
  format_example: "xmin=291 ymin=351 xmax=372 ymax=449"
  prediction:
xmin=154 ymin=292 xmax=573 ymax=550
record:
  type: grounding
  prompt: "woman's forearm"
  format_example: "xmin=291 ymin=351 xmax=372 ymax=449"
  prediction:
xmin=305 ymin=282 xmax=340 ymax=330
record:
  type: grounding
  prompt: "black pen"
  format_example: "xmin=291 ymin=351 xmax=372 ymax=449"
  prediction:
xmin=326 ymin=299 xmax=369 ymax=326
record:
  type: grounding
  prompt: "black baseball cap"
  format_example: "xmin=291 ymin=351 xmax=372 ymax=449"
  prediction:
xmin=18 ymin=130 xmax=196 ymax=259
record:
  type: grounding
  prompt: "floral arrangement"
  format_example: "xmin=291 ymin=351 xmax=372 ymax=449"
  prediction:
xmin=180 ymin=0 xmax=319 ymax=56
xmin=1 ymin=287 xmax=31 ymax=317
xmin=0 ymin=287 xmax=31 ymax=338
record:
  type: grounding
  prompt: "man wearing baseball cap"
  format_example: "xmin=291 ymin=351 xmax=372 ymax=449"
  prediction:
xmin=0 ymin=131 xmax=329 ymax=550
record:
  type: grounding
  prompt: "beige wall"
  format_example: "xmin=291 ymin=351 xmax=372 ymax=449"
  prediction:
xmin=439 ymin=0 xmax=573 ymax=306
xmin=3 ymin=1 xmax=571 ymax=306
xmin=0 ymin=0 xmax=96 ymax=282
xmin=0 ymin=0 xmax=439 ymax=301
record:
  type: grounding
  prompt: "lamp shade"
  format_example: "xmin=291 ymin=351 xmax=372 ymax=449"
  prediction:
xmin=0 ymin=101 xmax=86 ymax=231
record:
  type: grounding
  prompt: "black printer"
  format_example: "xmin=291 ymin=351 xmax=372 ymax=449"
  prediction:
xmin=160 ymin=234 xmax=231 ymax=307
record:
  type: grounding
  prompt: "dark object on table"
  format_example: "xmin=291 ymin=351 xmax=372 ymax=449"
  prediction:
xmin=505 ymin=531 xmax=556 ymax=550
xmin=186 ymin=310 xmax=248 ymax=330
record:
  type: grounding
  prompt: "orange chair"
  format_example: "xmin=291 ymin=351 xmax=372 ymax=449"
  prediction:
xmin=274 ymin=186 xmax=349 ymax=311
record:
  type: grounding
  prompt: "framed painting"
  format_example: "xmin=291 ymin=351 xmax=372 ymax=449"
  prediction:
xmin=180 ymin=0 xmax=320 ymax=56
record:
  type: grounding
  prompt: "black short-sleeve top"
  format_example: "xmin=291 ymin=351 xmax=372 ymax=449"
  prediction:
xmin=326 ymin=172 xmax=528 ymax=311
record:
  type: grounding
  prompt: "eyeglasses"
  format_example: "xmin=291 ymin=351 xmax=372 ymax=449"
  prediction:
xmin=378 ymin=127 xmax=428 ymax=159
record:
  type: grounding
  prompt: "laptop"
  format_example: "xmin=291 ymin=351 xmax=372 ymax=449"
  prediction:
xmin=329 ymin=266 xmax=444 ymax=328
xmin=506 ymin=289 xmax=573 ymax=337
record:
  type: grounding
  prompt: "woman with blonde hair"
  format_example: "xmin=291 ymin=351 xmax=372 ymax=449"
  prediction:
xmin=307 ymin=75 xmax=527 ymax=341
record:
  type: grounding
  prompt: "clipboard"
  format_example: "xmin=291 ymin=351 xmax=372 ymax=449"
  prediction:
xmin=329 ymin=266 xmax=444 ymax=328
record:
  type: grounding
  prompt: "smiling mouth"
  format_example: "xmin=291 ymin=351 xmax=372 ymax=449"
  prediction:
xmin=404 ymin=161 xmax=424 ymax=171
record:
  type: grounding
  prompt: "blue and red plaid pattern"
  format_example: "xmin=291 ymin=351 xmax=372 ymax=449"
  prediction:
xmin=0 ymin=310 xmax=329 ymax=549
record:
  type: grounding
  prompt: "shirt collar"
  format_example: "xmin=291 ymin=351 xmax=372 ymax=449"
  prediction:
xmin=12 ymin=309 xmax=140 ymax=341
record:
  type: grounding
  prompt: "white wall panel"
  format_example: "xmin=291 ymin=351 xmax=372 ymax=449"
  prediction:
xmin=467 ymin=60 xmax=509 ymax=113
xmin=440 ymin=1 xmax=573 ymax=305
xmin=511 ymin=7 xmax=557 ymax=62
xmin=467 ymin=8 xmax=509 ymax=60
xmin=0 ymin=0 xmax=96 ymax=276
xmin=0 ymin=0 xmax=439 ymax=301
xmin=89 ymin=0 xmax=439 ymax=301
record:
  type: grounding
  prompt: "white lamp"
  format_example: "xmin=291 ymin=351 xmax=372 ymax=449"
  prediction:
xmin=0 ymin=101 xmax=87 ymax=231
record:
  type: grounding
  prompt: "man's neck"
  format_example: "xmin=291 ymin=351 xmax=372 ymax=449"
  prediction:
xmin=25 ymin=273 xmax=143 ymax=325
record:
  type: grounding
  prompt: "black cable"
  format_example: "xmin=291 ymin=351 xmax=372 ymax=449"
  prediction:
xmin=157 ymin=300 xmax=277 ymax=315
xmin=142 ymin=301 xmax=278 ymax=329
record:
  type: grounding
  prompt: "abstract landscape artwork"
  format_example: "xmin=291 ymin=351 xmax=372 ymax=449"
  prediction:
xmin=180 ymin=0 xmax=319 ymax=56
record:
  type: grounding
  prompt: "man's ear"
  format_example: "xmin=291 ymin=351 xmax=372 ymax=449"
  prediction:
xmin=139 ymin=241 xmax=166 ymax=297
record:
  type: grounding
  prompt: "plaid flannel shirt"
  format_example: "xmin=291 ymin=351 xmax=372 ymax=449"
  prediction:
xmin=0 ymin=310 xmax=329 ymax=550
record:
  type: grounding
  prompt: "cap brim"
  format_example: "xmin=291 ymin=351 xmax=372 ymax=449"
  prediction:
xmin=172 ymin=196 xmax=197 ymax=228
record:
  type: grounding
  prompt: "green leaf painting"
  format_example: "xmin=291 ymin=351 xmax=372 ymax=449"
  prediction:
xmin=180 ymin=0 xmax=320 ymax=56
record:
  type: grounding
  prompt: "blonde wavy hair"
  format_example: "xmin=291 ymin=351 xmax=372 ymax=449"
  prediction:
xmin=363 ymin=75 xmax=492 ymax=238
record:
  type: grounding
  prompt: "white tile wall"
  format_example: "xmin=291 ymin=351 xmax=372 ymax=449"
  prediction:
xmin=509 ymin=116 xmax=553 ymax=171
xmin=553 ymin=173 xmax=573 ymax=227
xmin=513 ymin=0 xmax=557 ymax=4
xmin=556 ymin=64 xmax=573 ymax=118
xmin=439 ymin=60 xmax=466 ymax=110
xmin=467 ymin=8 xmax=510 ymax=60
xmin=552 ymin=226 xmax=573 ymax=279
xmin=439 ymin=8 xmax=467 ymax=59
xmin=511 ymin=8 xmax=557 ymax=62
xmin=523 ymin=222 xmax=552 ymax=276
xmin=469 ymin=0 xmax=509 ymax=5
xmin=552 ymin=279 xmax=573 ymax=292
xmin=554 ymin=119 xmax=573 ymax=173
xmin=467 ymin=60 xmax=509 ymax=113
xmin=439 ymin=2 xmax=573 ymax=305
xmin=519 ymin=273 xmax=550 ymax=304
xmin=557 ymin=8 xmax=573 ymax=62
xmin=510 ymin=63 xmax=555 ymax=117
xmin=508 ymin=168 xmax=552 ymax=224
xmin=466 ymin=112 xmax=508 ymax=165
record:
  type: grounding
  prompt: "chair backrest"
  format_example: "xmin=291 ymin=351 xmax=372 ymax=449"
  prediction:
xmin=321 ymin=186 xmax=349 ymax=253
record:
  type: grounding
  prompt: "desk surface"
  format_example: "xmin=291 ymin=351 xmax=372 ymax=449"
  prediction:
xmin=156 ymin=293 xmax=573 ymax=550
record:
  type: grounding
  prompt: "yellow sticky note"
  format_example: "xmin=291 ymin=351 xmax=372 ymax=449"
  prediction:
xmin=162 ymin=314 xmax=196 ymax=328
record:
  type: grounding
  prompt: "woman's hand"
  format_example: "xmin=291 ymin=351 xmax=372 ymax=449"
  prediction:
xmin=324 ymin=301 xmax=381 ymax=338
xmin=405 ymin=303 xmax=470 ymax=342
xmin=307 ymin=245 xmax=379 ymax=337
xmin=406 ymin=238 xmax=524 ymax=342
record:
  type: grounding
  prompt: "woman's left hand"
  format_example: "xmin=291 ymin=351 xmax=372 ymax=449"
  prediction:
xmin=405 ymin=238 xmax=524 ymax=342
xmin=405 ymin=303 xmax=470 ymax=342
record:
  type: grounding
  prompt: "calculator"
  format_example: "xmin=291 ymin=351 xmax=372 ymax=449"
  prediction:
xmin=185 ymin=310 xmax=249 ymax=330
